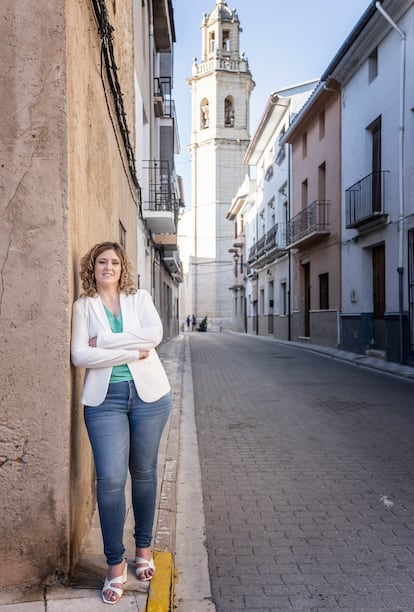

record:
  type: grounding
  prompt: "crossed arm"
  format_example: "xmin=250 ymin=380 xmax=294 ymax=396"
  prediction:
xmin=71 ymin=293 xmax=163 ymax=369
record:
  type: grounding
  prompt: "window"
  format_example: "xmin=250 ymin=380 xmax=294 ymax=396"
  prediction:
xmin=275 ymin=128 xmax=286 ymax=165
xmin=319 ymin=273 xmax=329 ymax=310
xmin=225 ymin=96 xmax=234 ymax=127
xmin=222 ymin=29 xmax=230 ymax=52
xmin=200 ymin=98 xmax=209 ymax=129
xmin=319 ymin=110 xmax=325 ymax=140
xmin=280 ymin=282 xmax=287 ymax=315
xmin=209 ymin=31 xmax=215 ymax=54
xmin=301 ymin=179 xmax=308 ymax=209
xmin=119 ymin=221 xmax=126 ymax=247
xmin=302 ymin=132 xmax=307 ymax=158
xmin=260 ymin=288 xmax=265 ymax=315
xmin=368 ymin=47 xmax=378 ymax=83
xmin=318 ymin=162 xmax=326 ymax=201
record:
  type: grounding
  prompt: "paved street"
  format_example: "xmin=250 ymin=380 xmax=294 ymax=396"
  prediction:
xmin=189 ymin=332 xmax=414 ymax=611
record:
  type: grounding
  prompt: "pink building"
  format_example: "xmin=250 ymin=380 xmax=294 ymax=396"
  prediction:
xmin=283 ymin=81 xmax=342 ymax=347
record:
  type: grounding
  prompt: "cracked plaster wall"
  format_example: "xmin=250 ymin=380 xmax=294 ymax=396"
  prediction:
xmin=0 ymin=0 xmax=137 ymax=589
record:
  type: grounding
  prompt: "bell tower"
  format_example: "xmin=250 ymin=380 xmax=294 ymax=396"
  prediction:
xmin=188 ymin=0 xmax=254 ymax=329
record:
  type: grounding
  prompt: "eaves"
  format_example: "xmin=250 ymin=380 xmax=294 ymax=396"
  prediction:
xmin=321 ymin=0 xmax=410 ymax=85
xmin=244 ymin=93 xmax=290 ymax=166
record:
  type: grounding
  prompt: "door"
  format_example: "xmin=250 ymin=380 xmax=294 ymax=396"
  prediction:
xmin=303 ymin=262 xmax=310 ymax=337
xmin=409 ymin=231 xmax=414 ymax=352
xmin=268 ymin=281 xmax=274 ymax=334
xmin=372 ymin=244 xmax=385 ymax=349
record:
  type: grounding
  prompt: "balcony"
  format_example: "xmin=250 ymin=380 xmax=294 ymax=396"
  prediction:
xmin=247 ymin=223 xmax=287 ymax=269
xmin=154 ymin=77 xmax=173 ymax=118
xmin=142 ymin=160 xmax=178 ymax=235
xmin=287 ymin=200 xmax=330 ymax=248
xmin=162 ymin=250 xmax=183 ymax=282
xmin=265 ymin=223 xmax=287 ymax=255
xmin=345 ymin=171 xmax=388 ymax=230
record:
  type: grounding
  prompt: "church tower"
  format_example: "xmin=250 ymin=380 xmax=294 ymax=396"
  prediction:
xmin=188 ymin=0 xmax=254 ymax=329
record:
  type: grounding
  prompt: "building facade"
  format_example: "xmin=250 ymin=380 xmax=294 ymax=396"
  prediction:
xmin=283 ymin=81 xmax=342 ymax=347
xmin=322 ymin=0 xmax=414 ymax=363
xmin=228 ymin=0 xmax=414 ymax=366
xmin=229 ymin=82 xmax=318 ymax=338
xmin=0 ymin=0 xmax=181 ymax=590
xmin=134 ymin=0 xmax=184 ymax=340
xmin=184 ymin=0 xmax=254 ymax=330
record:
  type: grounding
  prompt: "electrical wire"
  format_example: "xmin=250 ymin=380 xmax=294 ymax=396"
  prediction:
xmin=90 ymin=0 xmax=143 ymax=215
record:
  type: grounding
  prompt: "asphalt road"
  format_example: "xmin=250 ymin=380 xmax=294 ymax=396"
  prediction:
xmin=189 ymin=332 xmax=414 ymax=612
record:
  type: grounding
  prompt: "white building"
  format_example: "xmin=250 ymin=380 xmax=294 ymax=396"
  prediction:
xmin=229 ymin=81 xmax=318 ymax=337
xmin=322 ymin=0 xmax=414 ymax=363
xmin=182 ymin=0 xmax=255 ymax=331
xmin=134 ymin=0 xmax=184 ymax=339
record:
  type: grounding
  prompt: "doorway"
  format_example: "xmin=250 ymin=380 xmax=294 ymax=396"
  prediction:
xmin=303 ymin=262 xmax=310 ymax=337
xmin=372 ymin=244 xmax=385 ymax=349
xmin=268 ymin=280 xmax=274 ymax=334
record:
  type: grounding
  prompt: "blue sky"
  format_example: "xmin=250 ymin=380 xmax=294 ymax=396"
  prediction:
xmin=172 ymin=0 xmax=373 ymax=206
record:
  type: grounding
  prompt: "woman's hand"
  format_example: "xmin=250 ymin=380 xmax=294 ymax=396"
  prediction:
xmin=88 ymin=337 xmax=148 ymax=359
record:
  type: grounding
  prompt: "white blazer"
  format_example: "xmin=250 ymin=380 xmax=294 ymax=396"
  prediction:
xmin=71 ymin=290 xmax=171 ymax=406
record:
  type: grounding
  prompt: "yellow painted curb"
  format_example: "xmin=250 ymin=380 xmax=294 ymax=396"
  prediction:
xmin=145 ymin=551 xmax=174 ymax=612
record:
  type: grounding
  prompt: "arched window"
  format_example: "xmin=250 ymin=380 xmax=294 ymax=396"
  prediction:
xmin=225 ymin=96 xmax=234 ymax=127
xmin=200 ymin=98 xmax=209 ymax=129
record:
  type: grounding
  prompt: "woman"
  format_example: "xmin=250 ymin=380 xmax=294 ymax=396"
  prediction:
xmin=71 ymin=242 xmax=171 ymax=605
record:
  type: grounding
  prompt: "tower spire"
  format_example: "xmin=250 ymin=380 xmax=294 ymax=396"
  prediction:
xmin=185 ymin=4 xmax=255 ymax=329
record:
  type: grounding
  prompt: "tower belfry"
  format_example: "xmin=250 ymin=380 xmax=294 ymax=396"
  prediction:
xmin=188 ymin=0 xmax=254 ymax=329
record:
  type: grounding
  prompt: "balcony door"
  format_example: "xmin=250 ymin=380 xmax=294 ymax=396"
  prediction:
xmin=370 ymin=117 xmax=382 ymax=213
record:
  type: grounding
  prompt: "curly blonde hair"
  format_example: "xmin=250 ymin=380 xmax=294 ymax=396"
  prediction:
xmin=79 ymin=242 xmax=136 ymax=297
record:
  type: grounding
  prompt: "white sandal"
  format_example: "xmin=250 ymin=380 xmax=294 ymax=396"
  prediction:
xmin=135 ymin=556 xmax=155 ymax=582
xmin=102 ymin=562 xmax=128 ymax=605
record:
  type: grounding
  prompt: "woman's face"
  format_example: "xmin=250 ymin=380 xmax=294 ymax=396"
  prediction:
xmin=94 ymin=249 xmax=122 ymax=291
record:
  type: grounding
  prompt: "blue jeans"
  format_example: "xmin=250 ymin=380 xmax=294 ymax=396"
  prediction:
xmin=84 ymin=381 xmax=171 ymax=566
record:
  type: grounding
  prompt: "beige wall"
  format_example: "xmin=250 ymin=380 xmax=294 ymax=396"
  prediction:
xmin=0 ymin=0 xmax=138 ymax=589
xmin=0 ymin=0 xmax=70 ymax=588
xmin=289 ymin=90 xmax=342 ymax=342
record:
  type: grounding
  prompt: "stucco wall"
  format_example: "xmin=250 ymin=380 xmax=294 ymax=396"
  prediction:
xmin=67 ymin=0 xmax=137 ymax=572
xmin=0 ymin=0 xmax=70 ymax=588
xmin=0 ymin=0 xmax=138 ymax=589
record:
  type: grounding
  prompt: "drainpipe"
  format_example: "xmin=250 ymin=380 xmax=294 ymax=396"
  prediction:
xmin=375 ymin=2 xmax=406 ymax=363
xmin=148 ymin=3 xmax=155 ymax=296
xmin=287 ymin=142 xmax=292 ymax=341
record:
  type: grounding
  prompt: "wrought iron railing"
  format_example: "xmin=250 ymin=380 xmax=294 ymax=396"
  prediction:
xmin=265 ymin=223 xmax=287 ymax=251
xmin=287 ymin=200 xmax=330 ymax=246
xmin=255 ymin=235 xmax=266 ymax=259
xmin=142 ymin=160 xmax=178 ymax=213
xmin=154 ymin=77 xmax=172 ymax=117
xmin=345 ymin=171 xmax=388 ymax=228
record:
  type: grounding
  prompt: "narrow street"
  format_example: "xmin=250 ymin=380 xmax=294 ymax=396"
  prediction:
xmin=189 ymin=332 xmax=414 ymax=611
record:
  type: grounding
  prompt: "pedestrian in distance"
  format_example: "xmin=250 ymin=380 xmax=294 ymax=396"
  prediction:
xmin=186 ymin=314 xmax=190 ymax=330
xmin=191 ymin=313 xmax=196 ymax=331
xmin=71 ymin=241 xmax=171 ymax=605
